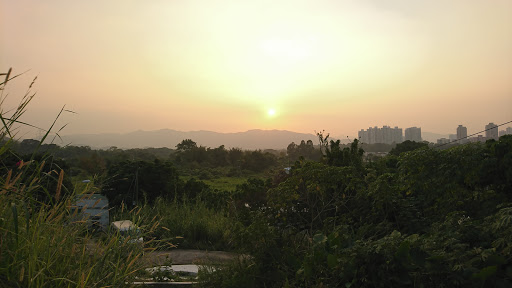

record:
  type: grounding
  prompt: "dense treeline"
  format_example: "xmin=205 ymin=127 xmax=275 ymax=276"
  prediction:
xmin=9 ymin=138 xmax=282 ymax=178
xmin=174 ymin=139 xmax=279 ymax=174
xmin=8 ymin=139 xmax=175 ymax=177
xmin=10 ymin=137 xmax=406 ymax=179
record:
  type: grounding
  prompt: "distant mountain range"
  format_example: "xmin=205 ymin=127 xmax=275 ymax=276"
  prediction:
xmin=53 ymin=129 xmax=446 ymax=150
xmin=57 ymin=129 xmax=323 ymax=150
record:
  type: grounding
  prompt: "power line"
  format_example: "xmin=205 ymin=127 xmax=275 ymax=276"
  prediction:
xmin=435 ymin=120 xmax=512 ymax=148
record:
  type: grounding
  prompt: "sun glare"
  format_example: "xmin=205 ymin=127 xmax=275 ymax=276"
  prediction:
xmin=267 ymin=108 xmax=276 ymax=117
xmin=260 ymin=37 xmax=314 ymax=64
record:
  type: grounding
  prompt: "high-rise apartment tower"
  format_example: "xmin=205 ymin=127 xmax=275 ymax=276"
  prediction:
xmin=485 ymin=123 xmax=499 ymax=140
xmin=457 ymin=125 xmax=468 ymax=143
xmin=404 ymin=127 xmax=422 ymax=142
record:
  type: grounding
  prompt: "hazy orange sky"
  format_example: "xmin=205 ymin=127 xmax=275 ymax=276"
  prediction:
xmin=1 ymin=0 xmax=511 ymax=140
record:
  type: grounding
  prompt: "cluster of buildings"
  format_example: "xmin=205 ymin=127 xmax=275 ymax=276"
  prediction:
xmin=498 ymin=126 xmax=512 ymax=138
xmin=437 ymin=125 xmax=468 ymax=144
xmin=358 ymin=122 xmax=511 ymax=146
xmin=358 ymin=126 xmax=422 ymax=144
xmin=436 ymin=123 xmax=512 ymax=145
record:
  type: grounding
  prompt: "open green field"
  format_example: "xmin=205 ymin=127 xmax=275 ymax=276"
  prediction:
xmin=180 ymin=176 xmax=256 ymax=191
xmin=201 ymin=176 xmax=252 ymax=191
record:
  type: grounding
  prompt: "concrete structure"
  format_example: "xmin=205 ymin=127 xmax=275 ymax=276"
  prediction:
xmin=404 ymin=127 xmax=422 ymax=142
xmin=72 ymin=194 xmax=109 ymax=231
xmin=468 ymin=135 xmax=487 ymax=143
xmin=393 ymin=127 xmax=403 ymax=143
xmin=456 ymin=125 xmax=468 ymax=143
xmin=358 ymin=128 xmax=369 ymax=144
xmin=485 ymin=123 xmax=499 ymax=140
xmin=437 ymin=138 xmax=450 ymax=145
xmin=500 ymin=127 xmax=512 ymax=137
xmin=358 ymin=126 xmax=402 ymax=144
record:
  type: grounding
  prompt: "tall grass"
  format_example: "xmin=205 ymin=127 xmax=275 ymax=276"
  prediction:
xmin=0 ymin=69 xmax=152 ymax=287
xmin=114 ymin=198 xmax=236 ymax=251
xmin=0 ymin=195 xmax=147 ymax=287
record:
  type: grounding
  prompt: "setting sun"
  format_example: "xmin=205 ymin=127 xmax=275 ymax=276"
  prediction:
xmin=1 ymin=0 xmax=510 ymax=138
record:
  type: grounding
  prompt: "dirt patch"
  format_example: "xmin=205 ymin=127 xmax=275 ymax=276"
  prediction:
xmin=140 ymin=249 xmax=239 ymax=266
xmin=84 ymin=238 xmax=240 ymax=267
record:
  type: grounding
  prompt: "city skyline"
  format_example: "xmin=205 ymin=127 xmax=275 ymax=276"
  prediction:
xmin=358 ymin=121 xmax=512 ymax=145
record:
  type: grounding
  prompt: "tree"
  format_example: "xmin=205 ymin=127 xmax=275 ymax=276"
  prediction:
xmin=78 ymin=152 xmax=106 ymax=175
xmin=176 ymin=139 xmax=197 ymax=151
xmin=287 ymin=140 xmax=320 ymax=162
xmin=174 ymin=139 xmax=208 ymax=165
xmin=208 ymin=145 xmax=228 ymax=167
xmin=287 ymin=142 xmax=298 ymax=161
xmin=323 ymin=138 xmax=364 ymax=168
xmin=242 ymin=150 xmax=277 ymax=172
xmin=228 ymin=147 xmax=243 ymax=167
xmin=389 ymin=140 xmax=428 ymax=156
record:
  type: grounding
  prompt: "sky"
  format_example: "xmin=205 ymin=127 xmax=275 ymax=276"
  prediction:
xmin=1 ymin=0 xmax=511 ymax=140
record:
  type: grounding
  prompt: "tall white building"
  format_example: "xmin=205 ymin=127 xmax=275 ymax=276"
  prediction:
xmin=501 ymin=127 xmax=512 ymax=137
xmin=404 ymin=127 xmax=422 ymax=142
xmin=393 ymin=127 xmax=403 ymax=143
xmin=456 ymin=125 xmax=468 ymax=143
xmin=485 ymin=123 xmax=499 ymax=140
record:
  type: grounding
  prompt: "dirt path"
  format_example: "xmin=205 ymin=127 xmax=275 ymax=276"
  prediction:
xmin=84 ymin=238 xmax=240 ymax=267
xmin=140 ymin=249 xmax=239 ymax=266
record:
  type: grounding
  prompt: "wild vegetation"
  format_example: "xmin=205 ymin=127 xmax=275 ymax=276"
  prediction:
xmin=2 ymin=69 xmax=511 ymax=287
xmin=0 ymin=70 xmax=160 ymax=287
xmin=200 ymin=135 xmax=512 ymax=287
